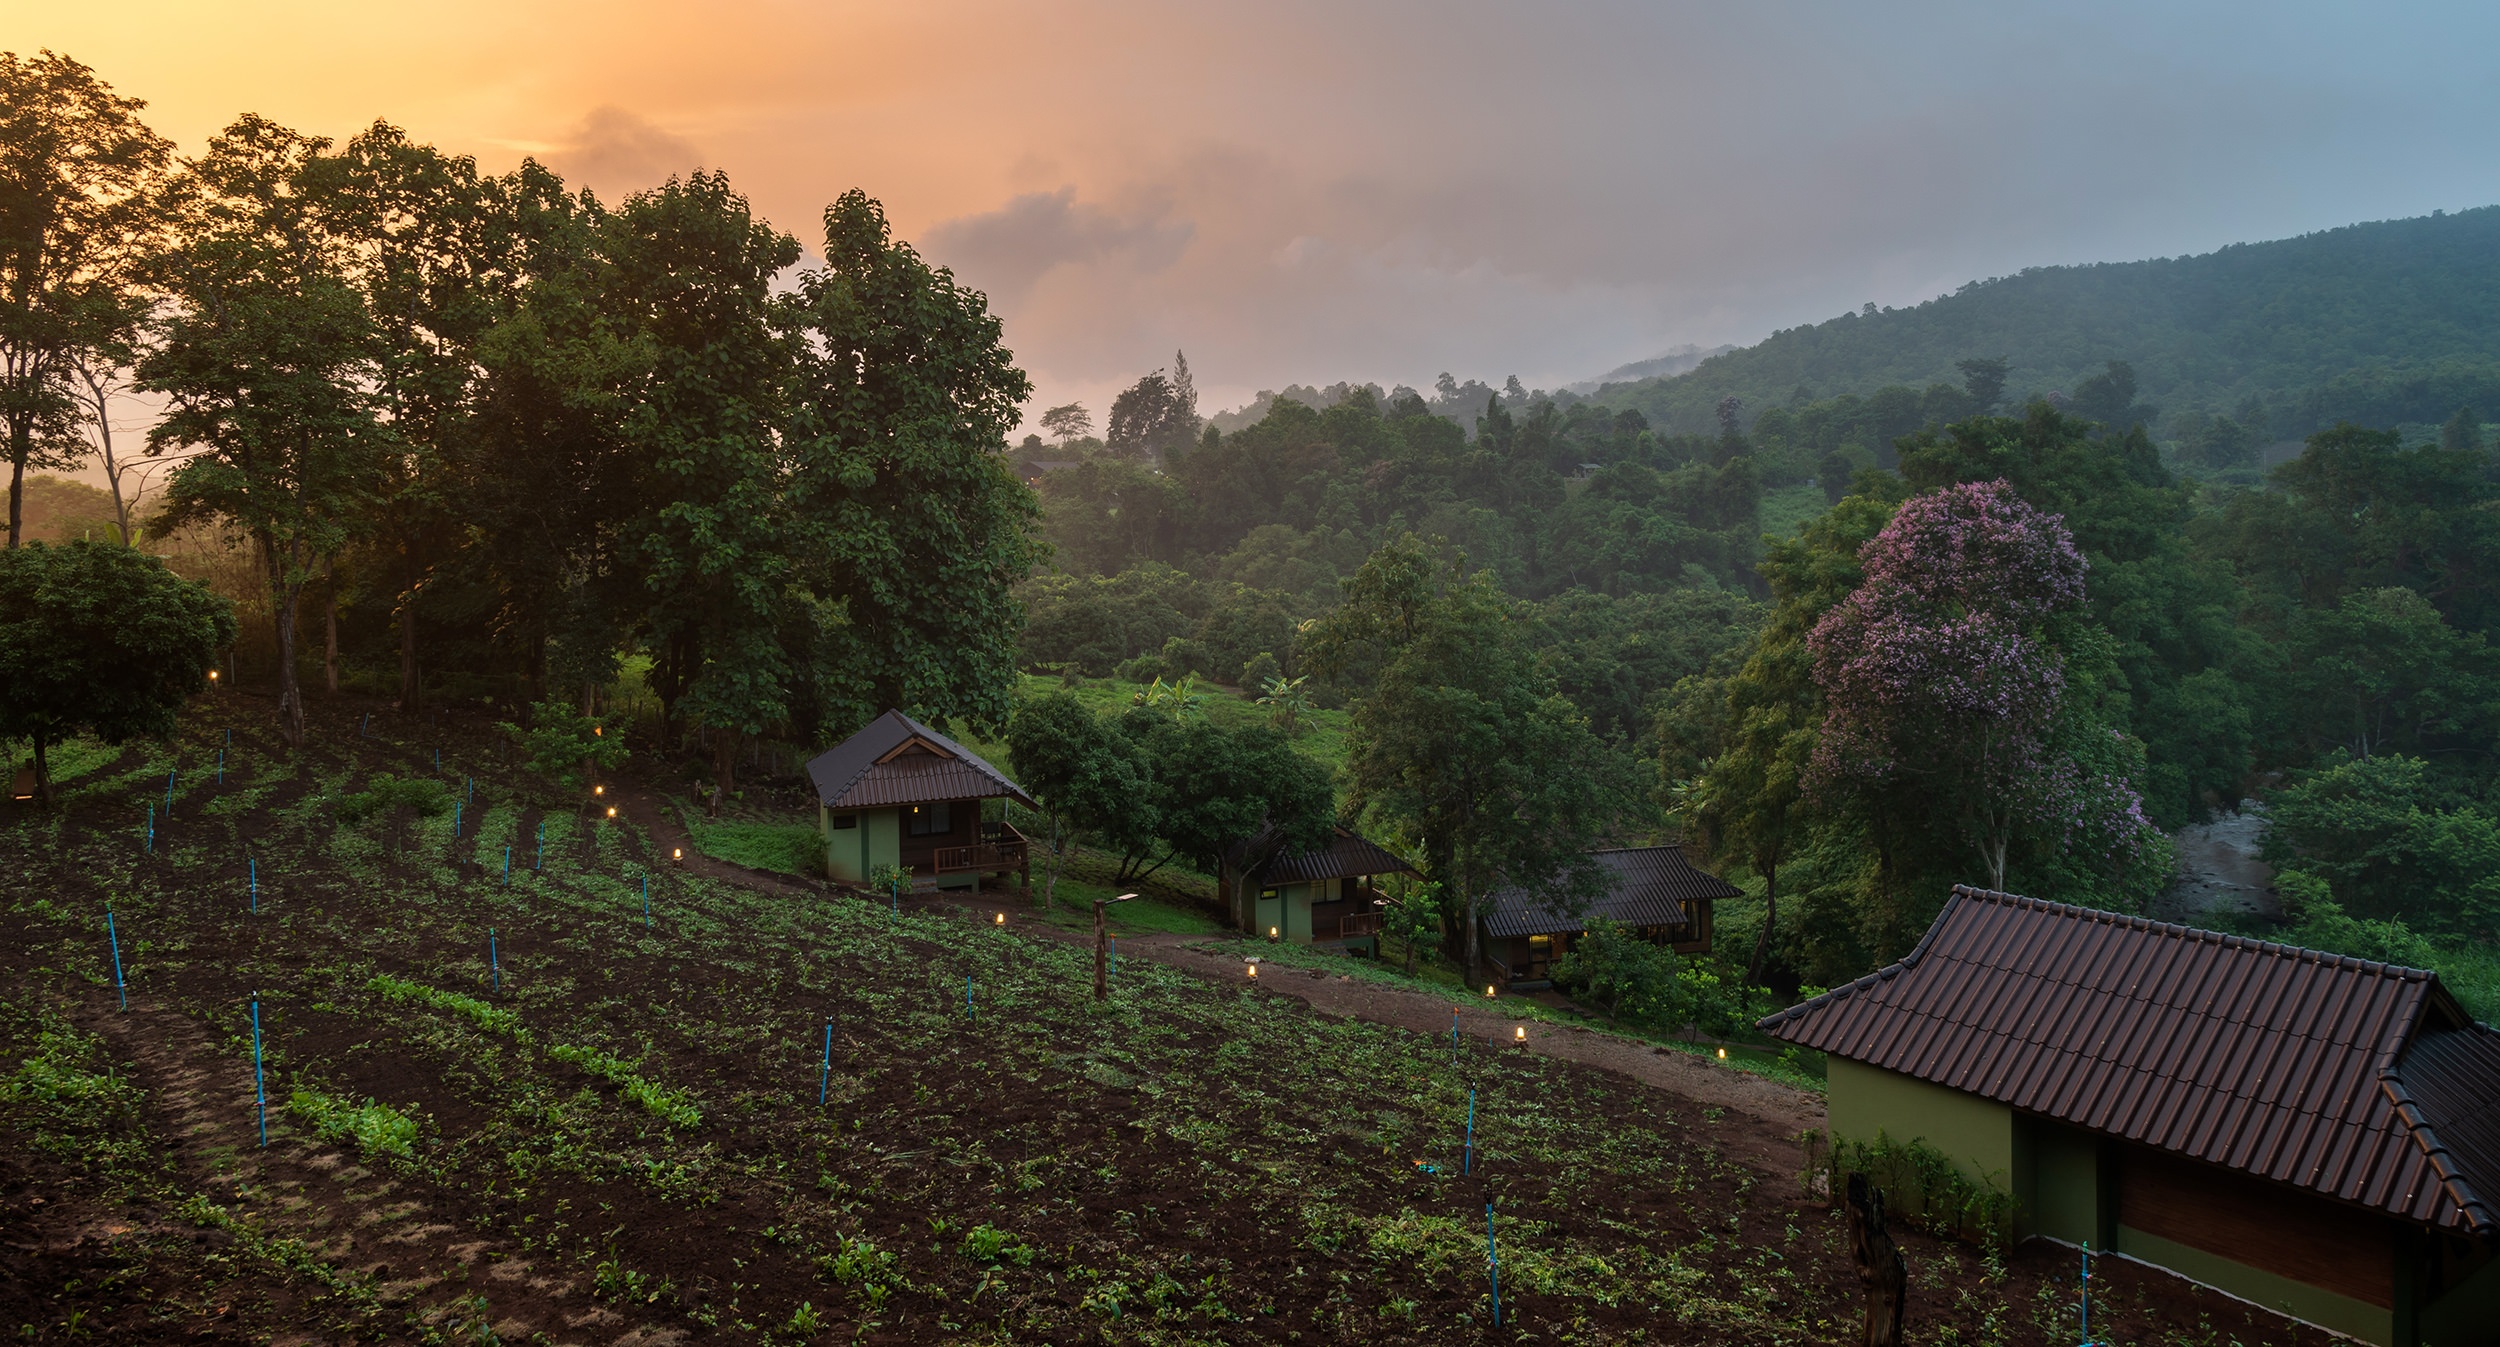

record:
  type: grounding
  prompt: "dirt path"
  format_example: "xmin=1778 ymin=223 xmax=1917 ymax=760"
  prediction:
xmin=611 ymin=770 xmax=1826 ymax=1179
xmin=80 ymin=996 xmax=613 ymax=1346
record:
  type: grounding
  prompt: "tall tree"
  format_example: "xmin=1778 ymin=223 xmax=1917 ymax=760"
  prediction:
xmin=1104 ymin=356 xmax=1200 ymax=461
xmin=786 ymin=189 xmax=1042 ymax=738
xmin=0 ymin=51 xmax=172 ymax=547
xmin=315 ymin=122 xmax=496 ymax=710
xmin=0 ymin=540 xmax=235 ymax=803
xmin=1038 ymin=402 xmax=1092 ymax=441
xmin=1305 ymin=535 xmax=1631 ymax=973
xmin=142 ymin=116 xmax=390 ymax=748
xmin=1005 ymin=691 xmax=1152 ymax=907
xmin=601 ymin=172 xmax=802 ymax=799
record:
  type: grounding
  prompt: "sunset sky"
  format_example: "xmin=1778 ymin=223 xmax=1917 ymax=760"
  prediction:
xmin=11 ymin=1 xmax=2499 ymax=424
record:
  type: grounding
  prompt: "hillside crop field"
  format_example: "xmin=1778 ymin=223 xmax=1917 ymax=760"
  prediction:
xmin=0 ymin=700 xmax=2334 ymax=1345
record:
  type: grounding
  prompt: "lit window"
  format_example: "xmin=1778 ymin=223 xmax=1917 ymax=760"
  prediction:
xmin=908 ymin=803 xmax=953 ymax=837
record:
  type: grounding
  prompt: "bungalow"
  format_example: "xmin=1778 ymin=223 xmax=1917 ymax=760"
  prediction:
xmin=1225 ymin=827 xmax=1415 ymax=954
xmin=1759 ymin=885 xmax=2500 ymax=1347
xmin=1481 ymin=845 xmax=1738 ymax=988
xmin=806 ymin=710 xmax=1033 ymax=893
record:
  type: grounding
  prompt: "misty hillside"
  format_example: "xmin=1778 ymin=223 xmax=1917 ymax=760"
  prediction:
xmin=1593 ymin=205 xmax=2500 ymax=438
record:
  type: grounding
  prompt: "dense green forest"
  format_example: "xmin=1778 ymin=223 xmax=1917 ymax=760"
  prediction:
xmin=1587 ymin=205 xmax=2500 ymax=444
xmin=4 ymin=49 xmax=2494 ymax=1018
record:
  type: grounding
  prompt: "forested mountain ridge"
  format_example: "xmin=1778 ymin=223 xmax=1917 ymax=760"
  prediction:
xmin=1593 ymin=205 xmax=2500 ymax=438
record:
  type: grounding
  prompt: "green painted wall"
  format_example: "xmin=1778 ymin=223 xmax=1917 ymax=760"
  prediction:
xmin=820 ymin=807 xmax=900 ymax=883
xmin=1826 ymin=1057 xmax=2016 ymax=1192
xmin=1285 ymin=882 xmax=1314 ymax=942
xmin=2019 ymin=1118 xmax=2104 ymax=1248
xmin=2117 ymin=1225 xmax=2393 ymax=1346
xmin=2421 ymin=1241 xmax=2500 ymax=1347
xmin=1255 ymin=889 xmax=1283 ymax=938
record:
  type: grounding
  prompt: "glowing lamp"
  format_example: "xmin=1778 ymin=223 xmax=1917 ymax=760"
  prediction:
xmin=1268 ymin=925 xmax=1279 ymax=939
xmin=1513 ymin=1026 xmax=1527 ymax=1043
xmin=605 ymin=806 xmax=616 ymax=819
xmin=593 ymin=726 xmax=602 ymax=736
xmin=1716 ymin=1047 xmax=1728 ymax=1060
xmin=1247 ymin=963 xmax=1259 ymax=979
xmin=994 ymin=912 xmax=1006 ymax=925
xmin=671 ymin=847 xmax=683 ymax=864
xmin=1484 ymin=985 xmax=1496 ymax=998
xmin=594 ymin=784 xmax=604 ymax=796
xmin=207 ymin=670 xmax=218 ymax=682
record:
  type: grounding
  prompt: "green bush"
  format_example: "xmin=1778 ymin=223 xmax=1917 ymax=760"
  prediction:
xmin=1813 ymin=1128 xmax=2015 ymax=1249
xmin=334 ymin=774 xmax=451 ymax=824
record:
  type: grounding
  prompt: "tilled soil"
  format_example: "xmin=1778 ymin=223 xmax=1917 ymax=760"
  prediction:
xmin=0 ymin=694 xmax=2343 ymax=1346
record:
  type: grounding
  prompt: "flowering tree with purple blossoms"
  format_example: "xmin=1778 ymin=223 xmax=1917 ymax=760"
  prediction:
xmin=1808 ymin=480 xmax=2162 ymax=893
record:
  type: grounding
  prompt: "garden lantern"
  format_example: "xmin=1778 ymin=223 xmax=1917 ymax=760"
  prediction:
xmin=1485 ymin=984 xmax=1496 ymax=998
xmin=594 ymin=784 xmax=604 ymax=796
xmin=1247 ymin=961 xmax=1259 ymax=980
xmin=1716 ymin=1047 xmax=1728 ymax=1060
xmin=1514 ymin=1025 xmax=1527 ymax=1043
xmin=671 ymin=847 xmax=683 ymax=865
xmin=605 ymin=806 xmax=616 ymax=819
xmin=1268 ymin=925 xmax=1279 ymax=940
xmin=994 ymin=912 xmax=1006 ymax=925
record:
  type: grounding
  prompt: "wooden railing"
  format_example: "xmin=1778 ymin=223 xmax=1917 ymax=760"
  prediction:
xmin=1323 ymin=911 xmax=1383 ymax=939
xmin=933 ymin=827 xmax=1027 ymax=874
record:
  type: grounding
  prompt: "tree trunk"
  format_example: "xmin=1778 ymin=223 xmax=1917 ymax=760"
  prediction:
xmin=1845 ymin=1173 xmax=1907 ymax=1347
xmin=711 ymin=729 xmax=736 ymax=816
xmin=1041 ymin=816 xmax=1064 ymax=908
xmin=5 ymin=441 xmax=23 ymax=549
xmin=1746 ymin=861 xmax=1779 ymax=987
xmin=82 ymin=368 xmax=132 ymax=545
xmin=265 ymin=537 xmax=307 ymax=749
xmin=324 ymin=559 xmax=340 ymax=694
xmin=398 ymin=552 xmax=420 ymax=711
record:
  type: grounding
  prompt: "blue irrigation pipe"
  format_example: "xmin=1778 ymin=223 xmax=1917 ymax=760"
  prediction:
xmin=1450 ymin=1007 xmax=1459 ymax=1061
xmin=144 ymin=803 xmax=152 ymax=853
xmin=105 ymin=910 xmax=126 ymax=1010
xmin=164 ymin=768 xmax=175 ymax=812
xmin=1109 ymin=935 xmax=1118 ymax=984
xmin=453 ymin=802 xmax=462 ymax=839
xmin=502 ymin=845 xmax=511 ymax=884
xmin=248 ymin=856 xmax=258 ymax=913
xmin=642 ymin=874 xmax=651 ymax=928
xmin=217 ymin=749 xmax=224 ymax=785
xmin=965 ymin=975 xmax=973 ymax=1018
xmin=489 ymin=928 xmax=500 ymax=993
xmin=1486 ymin=1204 xmax=1502 ymax=1326
xmin=535 ymin=821 xmax=543 ymax=870
xmin=251 ymin=998 xmax=267 ymax=1147
xmin=465 ymin=776 xmax=473 ymax=809
xmin=361 ymin=712 xmax=369 ymax=737
xmin=1465 ymin=1089 xmax=1476 ymax=1175
xmin=434 ymin=746 xmax=441 ymax=772
xmin=819 ymin=1019 xmax=833 ymax=1105
xmin=2080 ymin=1241 xmax=2094 ymax=1346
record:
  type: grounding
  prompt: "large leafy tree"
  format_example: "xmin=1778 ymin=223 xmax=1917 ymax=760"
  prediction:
xmin=0 ymin=51 xmax=172 ymax=547
xmin=142 ymin=116 xmax=390 ymax=748
xmin=1005 ymin=691 xmax=1152 ymax=906
xmin=1305 ymin=535 xmax=1634 ymax=973
xmin=0 ymin=540 xmax=235 ymax=803
xmin=786 ymin=190 xmax=1042 ymax=736
xmin=1807 ymin=480 xmax=2166 ymax=899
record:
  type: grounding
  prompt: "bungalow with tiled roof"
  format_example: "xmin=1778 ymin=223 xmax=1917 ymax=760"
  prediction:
xmin=1481 ymin=845 xmax=1740 ymax=989
xmin=1759 ymin=885 xmax=2500 ymax=1347
xmin=1224 ymin=826 xmax=1415 ymax=953
xmin=806 ymin=711 xmax=1033 ymax=892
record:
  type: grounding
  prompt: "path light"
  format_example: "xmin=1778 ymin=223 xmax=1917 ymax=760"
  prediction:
xmin=994 ymin=912 xmax=1006 ymax=925
xmin=1514 ymin=1025 xmax=1527 ymax=1043
xmin=1716 ymin=1047 xmax=1728 ymax=1061
xmin=1247 ymin=960 xmax=1260 ymax=980
xmin=207 ymin=670 xmax=218 ymax=685
xmin=1268 ymin=925 xmax=1279 ymax=940
xmin=671 ymin=847 xmax=683 ymax=865
xmin=594 ymin=784 xmax=604 ymax=796
xmin=1485 ymin=984 xmax=1496 ymax=998
xmin=605 ymin=806 xmax=616 ymax=819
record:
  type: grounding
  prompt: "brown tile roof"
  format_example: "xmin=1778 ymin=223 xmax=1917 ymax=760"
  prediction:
xmin=1250 ymin=828 xmax=1414 ymax=885
xmin=2384 ymin=1026 xmax=2500 ymax=1235
xmin=1758 ymin=885 xmax=2492 ymax=1234
xmin=806 ymin=710 xmax=1034 ymax=811
xmin=1483 ymin=846 xmax=1740 ymax=940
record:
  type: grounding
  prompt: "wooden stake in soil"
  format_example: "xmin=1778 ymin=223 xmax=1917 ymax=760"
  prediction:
xmin=1844 ymin=1171 xmax=1906 ymax=1347
xmin=251 ymin=997 xmax=267 ymax=1147
xmin=105 ymin=910 xmax=126 ymax=1009
xmin=1093 ymin=893 xmax=1135 ymax=1001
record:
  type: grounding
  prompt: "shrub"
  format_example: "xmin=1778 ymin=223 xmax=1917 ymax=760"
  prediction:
xmin=1810 ymin=1128 xmax=2015 ymax=1249
xmin=334 ymin=774 xmax=451 ymax=824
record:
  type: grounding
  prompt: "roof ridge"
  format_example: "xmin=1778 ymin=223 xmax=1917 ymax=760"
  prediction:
xmin=1756 ymin=890 xmax=1970 ymax=1031
xmin=1945 ymin=884 xmax=2436 ymax=982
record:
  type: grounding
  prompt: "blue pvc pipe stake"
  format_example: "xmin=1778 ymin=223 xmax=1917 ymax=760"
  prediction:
xmin=225 ymin=728 xmax=231 ymax=746
xmin=1486 ymin=1204 xmax=1502 ymax=1326
xmin=361 ymin=712 xmax=369 ymax=737
xmin=434 ymin=747 xmax=441 ymax=771
xmin=217 ymin=749 xmax=224 ymax=785
xmin=489 ymin=929 xmax=500 ymax=992
xmin=453 ymin=802 xmax=462 ymax=839
xmin=251 ymin=998 xmax=267 ymax=1147
xmin=249 ymin=856 xmax=258 ymax=912
xmin=1465 ymin=1089 xmax=1477 ymax=1175
xmin=165 ymin=768 xmax=176 ymax=811
xmin=535 ymin=821 xmax=543 ymax=870
xmin=465 ymin=776 xmax=473 ymax=808
xmin=1450 ymin=1007 xmax=1459 ymax=1060
xmin=106 ymin=910 xmax=126 ymax=1009
xmin=1110 ymin=935 xmax=1118 ymax=983
xmin=2080 ymin=1241 xmax=2094 ymax=1346
xmin=642 ymin=874 xmax=650 ymax=927
xmin=819 ymin=1019 xmax=833 ymax=1105
xmin=965 ymin=975 xmax=973 ymax=1018
xmin=503 ymin=846 xmax=511 ymax=884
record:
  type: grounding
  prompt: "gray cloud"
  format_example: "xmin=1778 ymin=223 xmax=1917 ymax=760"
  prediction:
xmin=543 ymin=106 xmax=706 ymax=202
xmin=923 ymin=189 xmax=1193 ymax=301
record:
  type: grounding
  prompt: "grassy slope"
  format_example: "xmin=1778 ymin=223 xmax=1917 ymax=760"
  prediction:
xmin=0 ymin=702 xmax=2340 ymax=1346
